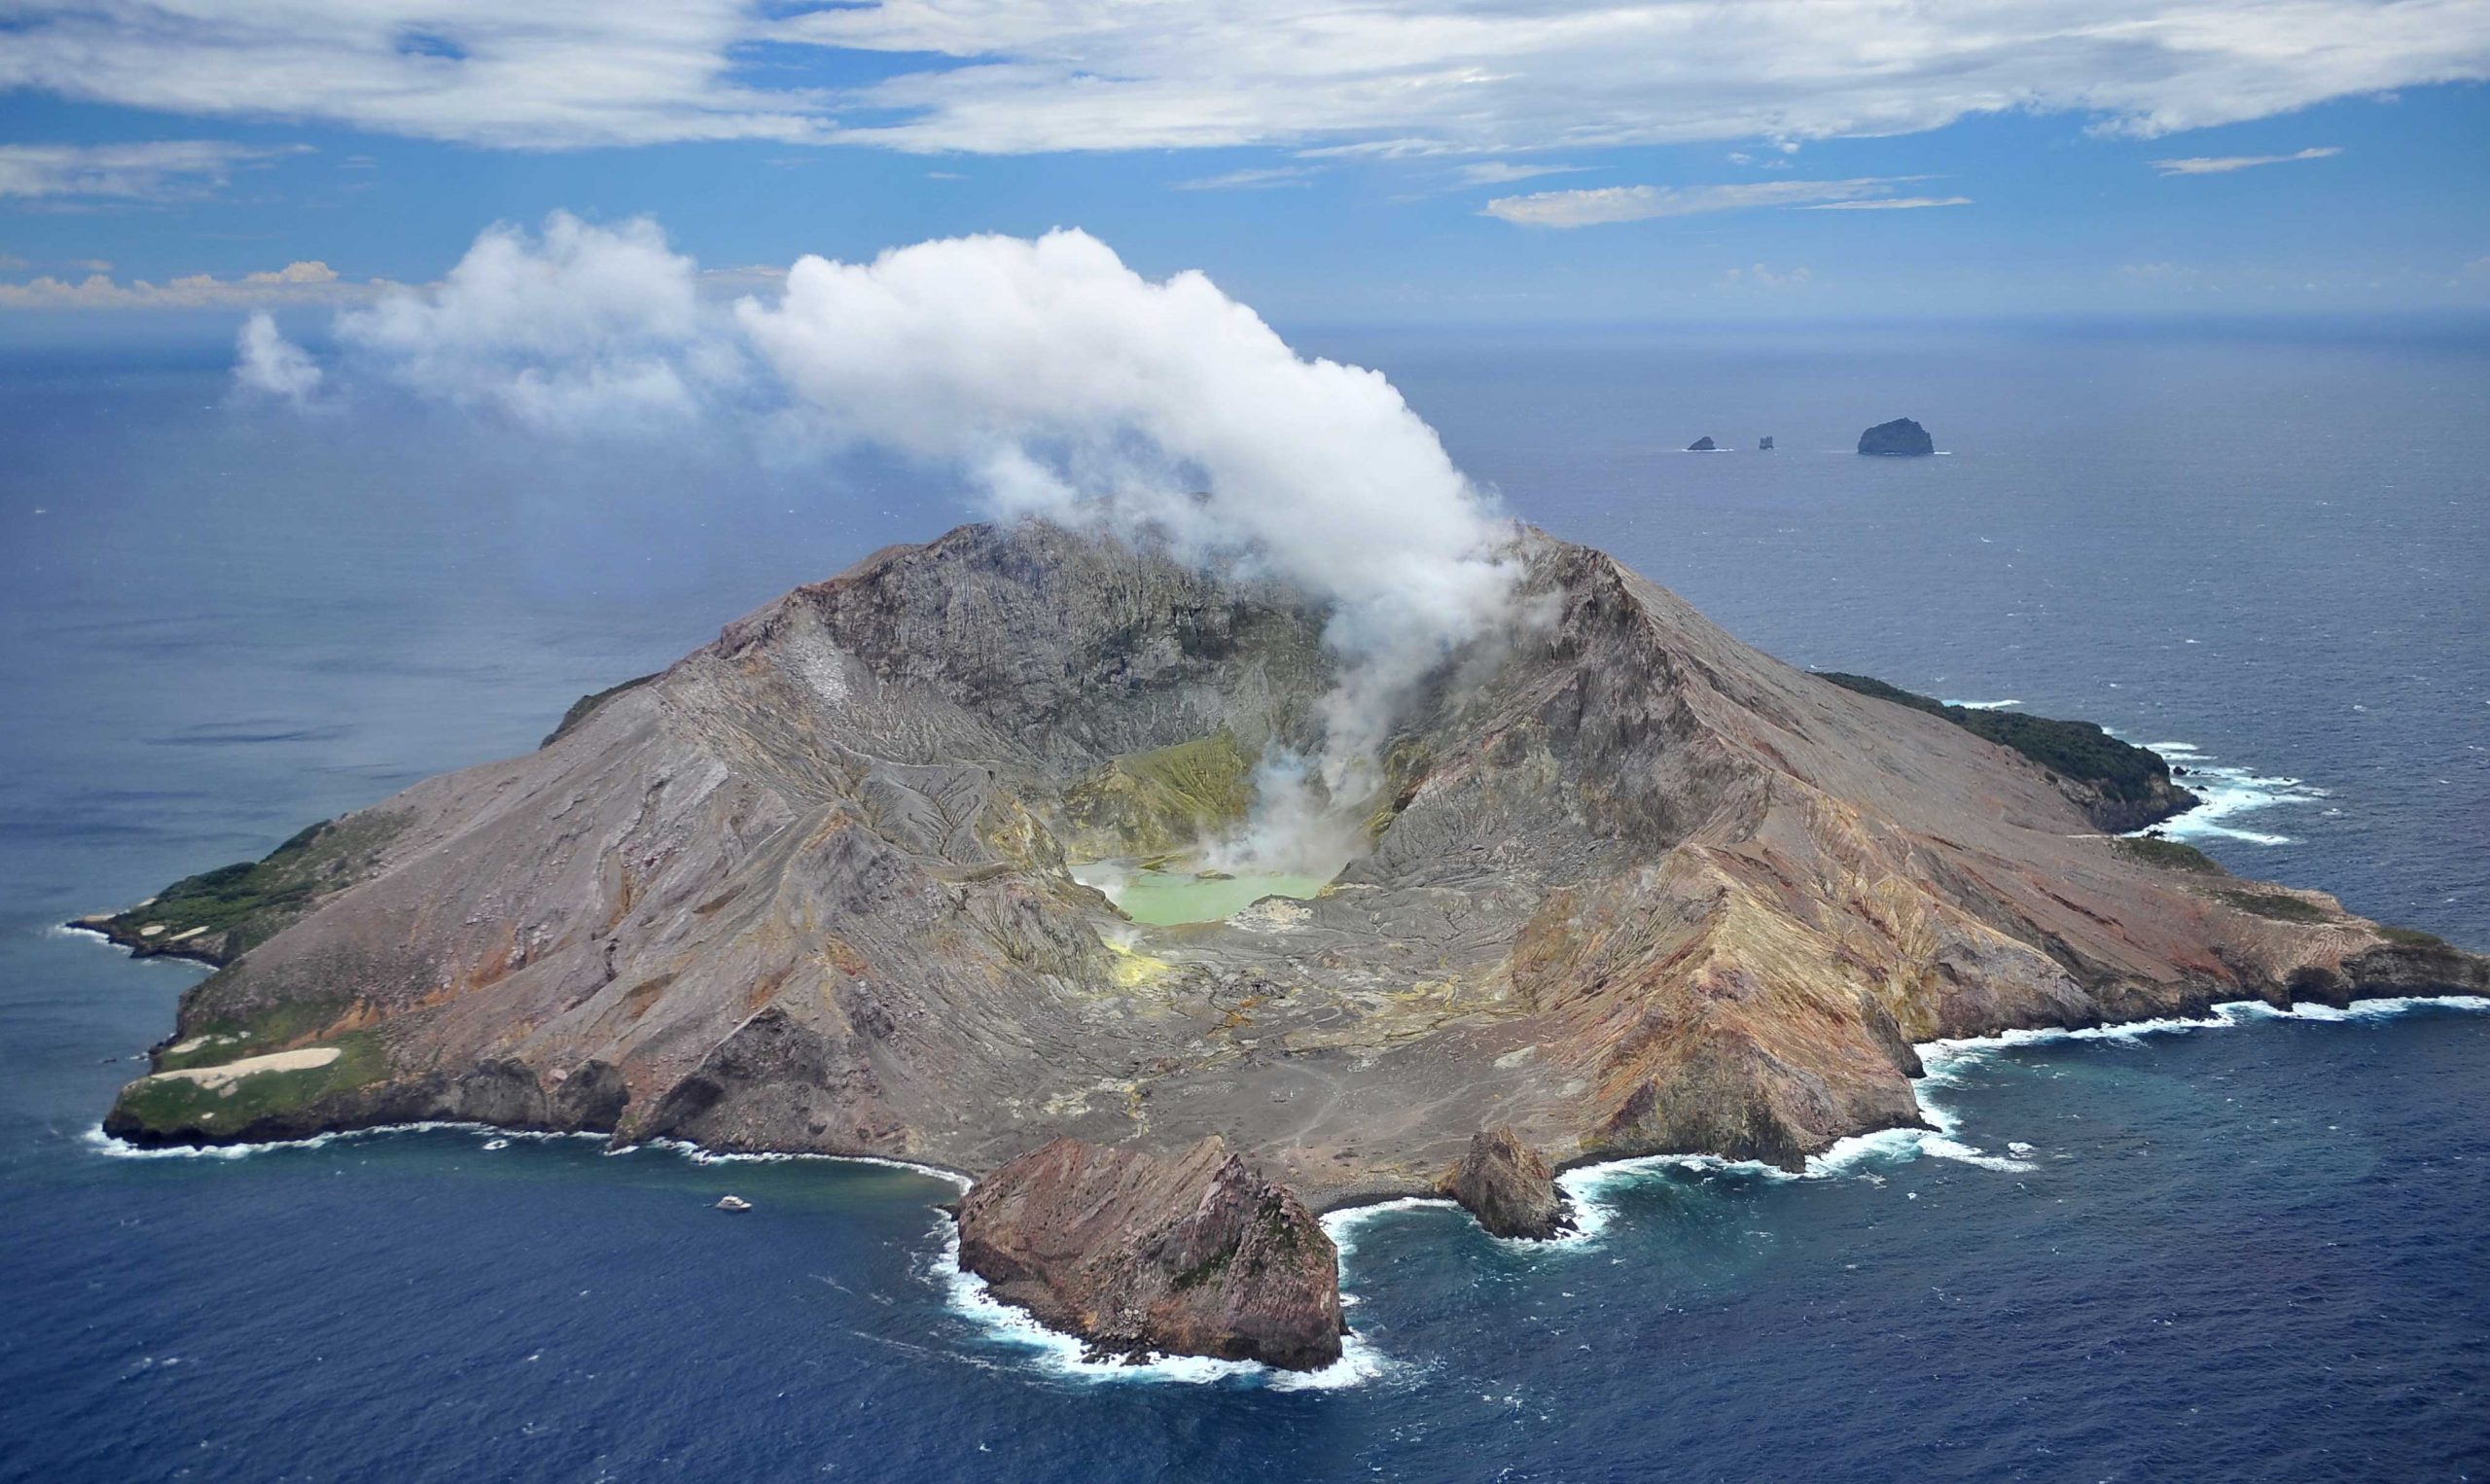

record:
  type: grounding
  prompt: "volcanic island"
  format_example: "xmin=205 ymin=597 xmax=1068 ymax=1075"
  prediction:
xmin=87 ymin=521 xmax=2486 ymax=1370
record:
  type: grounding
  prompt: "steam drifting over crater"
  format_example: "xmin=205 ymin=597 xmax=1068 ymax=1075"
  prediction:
xmin=244 ymin=214 xmax=1524 ymax=871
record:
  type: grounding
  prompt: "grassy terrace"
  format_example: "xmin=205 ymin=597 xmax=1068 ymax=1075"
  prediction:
xmin=1816 ymin=672 xmax=2180 ymax=810
xmin=101 ymin=811 xmax=405 ymax=958
xmin=113 ymin=1031 xmax=388 ymax=1136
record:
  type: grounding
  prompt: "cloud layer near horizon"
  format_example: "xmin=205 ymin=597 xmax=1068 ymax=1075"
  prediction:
xmin=2 ymin=2 xmax=2482 ymax=154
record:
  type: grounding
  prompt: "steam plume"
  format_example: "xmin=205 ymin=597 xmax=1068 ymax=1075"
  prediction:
xmin=240 ymin=217 xmax=1519 ymax=871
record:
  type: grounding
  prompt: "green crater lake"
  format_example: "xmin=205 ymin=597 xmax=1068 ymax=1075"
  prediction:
xmin=1073 ymin=866 xmax=1332 ymax=926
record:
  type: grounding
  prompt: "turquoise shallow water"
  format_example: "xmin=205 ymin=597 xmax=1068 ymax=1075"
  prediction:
xmin=2 ymin=322 xmax=2485 ymax=1479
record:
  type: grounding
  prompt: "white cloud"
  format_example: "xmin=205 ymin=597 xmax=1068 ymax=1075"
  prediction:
xmin=0 ymin=141 xmax=302 ymax=201
xmin=1481 ymin=177 xmax=1924 ymax=228
xmin=2150 ymin=145 xmax=2342 ymax=174
xmin=793 ymin=1 xmax=2490 ymax=154
xmin=0 ymin=4 xmax=825 ymax=152
xmin=0 ymin=4 xmax=2480 ymax=154
xmin=0 ymin=259 xmax=374 ymax=309
xmin=1174 ymin=165 xmax=1320 ymax=191
xmin=1800 ymin=195 xmax=1974 ymax=210
xmin=233 ymin=311 xmax=323 ymax=405
xmin=332 ymin=212 xmax=742 ymax=428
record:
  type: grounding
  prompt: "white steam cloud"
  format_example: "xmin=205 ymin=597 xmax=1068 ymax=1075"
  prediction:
xmin=243 ymin=215 xmax=1520 ymax=872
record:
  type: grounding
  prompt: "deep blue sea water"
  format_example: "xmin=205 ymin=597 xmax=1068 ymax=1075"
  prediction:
xmin=3 ymin=321 xmax=2485 ymax=1481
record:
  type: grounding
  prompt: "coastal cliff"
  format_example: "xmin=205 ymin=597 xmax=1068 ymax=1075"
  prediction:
xmin=92 ymin=519 xmax=2489 ymax=1366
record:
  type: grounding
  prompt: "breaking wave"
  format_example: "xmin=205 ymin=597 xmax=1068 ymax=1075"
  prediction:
xmin=2140 ymin=740 xmax=2328 ymax=845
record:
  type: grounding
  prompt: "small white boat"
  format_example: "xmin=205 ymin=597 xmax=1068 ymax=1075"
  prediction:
xmin=715 ymin=1195 xmax=753 ymax=1212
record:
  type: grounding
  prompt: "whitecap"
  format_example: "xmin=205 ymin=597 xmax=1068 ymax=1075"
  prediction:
xmin=1942 ymin=698 xmax=2021 ymax=711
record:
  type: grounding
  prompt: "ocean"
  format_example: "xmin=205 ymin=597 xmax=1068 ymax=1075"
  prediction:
xmin=3 ymin=319 xmax=2484 ymax=1480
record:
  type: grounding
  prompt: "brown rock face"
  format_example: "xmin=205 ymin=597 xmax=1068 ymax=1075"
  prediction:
xmin=1443 ymin=1128 xmax=1573 ymax=1240
xmin=954 ymin=1137 xmax=1344 ymax=1371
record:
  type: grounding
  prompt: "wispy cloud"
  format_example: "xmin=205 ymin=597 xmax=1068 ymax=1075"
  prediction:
xmin=0 ymin=141 xmax=304 ymax=202
xmin=2150 ymin=145 xmax=2341 ymax=175
xmin=0 ymin=4 xmax=2480 ymax=155
xmin=1455 ymin=161 xmax=1586 ymax=187
xmin=1801 ymin=194 xmax=1972 ymax=210
xmin=1483 ymin=177 xmax=1927 ymax=228
xmin=1174 ymin=165 xmax=1320 ymax=191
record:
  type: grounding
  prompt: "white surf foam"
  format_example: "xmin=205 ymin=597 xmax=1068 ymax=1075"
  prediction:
xmin=636 ymin=1136 xmax=971 ymax=1187
xmin=1321 ymin=1194 xmax=1459 ymax=1259
xmin=2137 ymin=740 xmax=2327 ymax=846
xmin=1542 ymin=994 xmax=2490 ymax=1234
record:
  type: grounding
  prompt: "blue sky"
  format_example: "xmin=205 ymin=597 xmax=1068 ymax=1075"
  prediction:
xmin=2 ymin=2 xmax=2485 ymax=328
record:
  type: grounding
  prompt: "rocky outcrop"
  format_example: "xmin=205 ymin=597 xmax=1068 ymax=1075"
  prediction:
xmin=1858 ymin=417 xmax=1935 ymax=456
xmin=955 ymin=1137 xmax=1344 ymax=1370
xmin=1687 ymin=436 xmax=1719 ymax=451
xmin=1443 ymin=1128 xmax=1573 ymax=1240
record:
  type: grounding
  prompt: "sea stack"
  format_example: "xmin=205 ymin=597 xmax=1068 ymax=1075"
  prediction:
xmin=1442 ymin=1128 xmax=1574 ymax=1241
xmin=1687 ymin=436 xmax=1718 ymax=451
xmin=954 ymin=1137 xmax=1344 ymax=1370
xmin=1858 ymin=418 xmax=1935 ymax=456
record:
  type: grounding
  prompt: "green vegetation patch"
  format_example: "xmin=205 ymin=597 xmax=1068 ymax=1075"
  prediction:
xmin=106 ymin=811 xmax=406 ymax=957
xmin=1816 ymin=673 xmax=2178 ymax=808
xmin=113 ymin=1031 xmax=388 ymax=1137
xmin=2377 ymin=924 xmax=2450 ymax=949
xmin=2214 ymin=888 xmax=2333 ymax=926
xmin=542 ymin=672 xmax=660 ymax=748
xmin=2112 ymin=836 xmax=2227 ymax=875
xmin=155 ymin=993 xmax=365 ymax=1071
xmin=1062 ymin=730 xmax=1256 ymax=855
